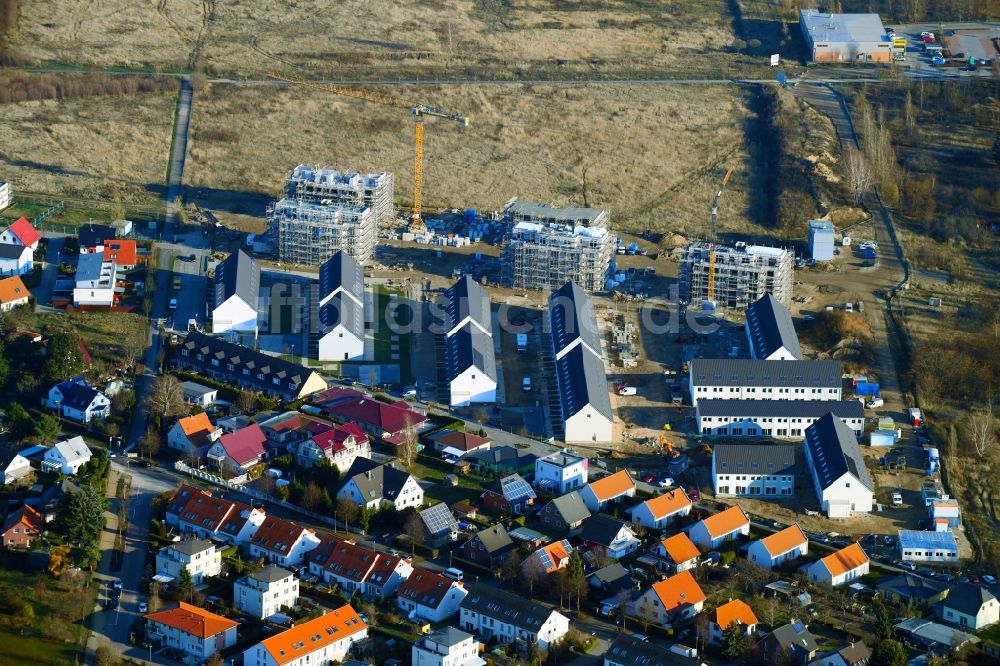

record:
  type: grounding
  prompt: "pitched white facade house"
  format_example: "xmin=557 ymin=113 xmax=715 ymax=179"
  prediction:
xmin=412 ymin=627 xmax=485 ymax=666
xmin=242 ymin=605 xmax=368 ymax=666
xmin=167 ymin=412 xmax=221 ymax=460
xmin=212 ymin=249 xmax=259 ymax=333
xmin=688 ymin=505 xmax=750 ymax=550
xmin=806 ymin=543 xmax=870 ymax=587
xmin=549 ymin=282 xmax=613 ymax=443
xmin=935 ymin=584 xmax=999 ymax=631
xmin=747 ymin=524 xmax=809 ymax=570
xmin=652 ymin=533 xmax=701 ymax=574
xmin=803 ymin=413 xmax=874 ymax=517
xmin=155 ymin=539 xmax=222 ymax=585
xmin=73 ymin=252 xmax=117 ymax=306
xmin=145 ymin=602 xmax=238 ymax=661
xmin=44 ymin=377 xmax=111 ymax=423
xmin=397 ymin=569 xmax=468 ymax=623
xmin=441 ymin=276 xmax=497 ymax=406
xmin=459 ymin=585 xmax=570 ymax=650
xmin=296 ymin=422 xmax=370 ymax=471
xmin=712 ymin=443 xmax=797 ymax=498
xmin=627 ymin=489 xmax=692 ymax=530
xmin=2 ymin=453 xmax=32 ymax=485
xmin=247 ymin=516 xmax=321 ymax=567
xmin=317 ymin=251 xmax=366 ymax=361
xmin=234 ymin=566 xmax=300 ymax=619
xmin=0 ymin=242 xmax=33 ymax=277
xmin=534 ymin=449 xmax=589 ymax=494
xmin=337 ymin=458 xmax=424 ymax=511
xmin=696 ymin=399 xmax=864 ymax=439
xmin=579 ymin=470 xmax=636 ymax=513
xmin=688 ymin=358 xmax=842 ymax=407
xmin=308 ymin=535 xmax=414 ymax=599
xmin=708 ymin=599 xmax=759 ymax=646
xmin=745 ymin=294 xmax=803 ymax=361
xmin=41 ymin=436 xmax=93 ymax=475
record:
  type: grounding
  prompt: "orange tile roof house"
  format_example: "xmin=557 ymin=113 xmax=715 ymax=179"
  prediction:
xmin=747 ymin=524 xmax=809 ymax=570
xmin=397 ymin=568 xmax=468 ymax=623
xmin=630 ymin=570 xmax=706 ymax=625
xmin=806 ymin=543 xmax=870 ymax=587
xmin=243 ymin=604 xmax=368 ymax=666
xmin=579 ymin=470 xmax=636 ymax=512
xmin=653 ymin=533 xmax=702 ymax=574
xmin=145 ymin=602 xmax=238 ymax=660
xmin=167 ymin=412 xmax=221 ymax=459
xmin=688 ymin=505 xmax=750 ymax=550
xmin=2 ymin=504 xmax=44 ymax=549
xmin=708 ymin=599 xmax=759 ymax=645
xmin=103 ymin=239 xmax=138 ymax=269
xmin=627 ymin=488 xmax=692 ymax=530
xmin=0 ymin=275 xmax=30 ymax=311
xmin=523 ymin=539 xmax=574 ymax=575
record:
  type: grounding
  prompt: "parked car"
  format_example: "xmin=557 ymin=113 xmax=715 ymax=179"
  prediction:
xmin=983 ymin=575 xmax=997 ymax=585
xmin=957 ymin=576 xmax=970 ymax=584
xmin=936 ymin=573 xmax=954 ymax=583
xmin=892 ymin=491 xmax=903 ymax=506
xmin=866 ymin=398 xmax=885 ymax=409
xmin=917 ymin=568 xmax=936 ymax=577
xmin=138 ymin=601 xmax=148 ymax=613
xmin=642 ymin=474 xmax=657 ymax=484
xmin=658 ymin=478 xmax=675 ymax=489
xmin=968 ymin=575 xmax=982 ymax=584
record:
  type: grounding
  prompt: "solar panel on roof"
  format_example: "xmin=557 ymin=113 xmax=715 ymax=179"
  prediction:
xmin=501 ymin=475 xmax=536 ymax=502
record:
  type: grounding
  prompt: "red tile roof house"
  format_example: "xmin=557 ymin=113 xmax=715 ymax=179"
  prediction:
xmin=296 ymin=422 xmax=370 ymax=472
xmin=0 ymin=217 xmax=41 ymax=251
xmin=102 ymin=239 xmax=138 ymax=270
xmin=396 ymin=568 xmax=468 ymax=623
xmin=248 ymin=516 xmax=321 ymax=567
xmin=258 ymin=411 xmax=335 ymax=451
xmin=318 ymin=392 xmax=429 ymax=445
xmin=206 ymin=424 xmax=267 ymax=476
xmin=307 ymin=535 xmax=414 ymax=599
xmin=165 ymin=485 xmax=265 ymax=545
xmin=144 ymin=602 xmax=238 ymax=661
xmin=2 ymin=504 xmax=44 ymax=548
xmin=429 ymin=429 xmax=491 ymax=456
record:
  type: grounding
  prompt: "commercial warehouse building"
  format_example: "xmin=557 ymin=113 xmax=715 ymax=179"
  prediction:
xmin=799 ymin=9 xmax=892 ymax=63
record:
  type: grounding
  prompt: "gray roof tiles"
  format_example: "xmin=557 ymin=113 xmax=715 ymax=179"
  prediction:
xmin=446 ymin=322 xmax=497 ymax=382
xmin=471 ymin=524 xmax=515 ymax=554
xmin=555 ymin=343 xmax=612 ymax=420
xmin=545 ymin=492 xmax=592 ymax=525
xmin=550 ymin=281 xmax=602 ymax=357
xmin=443 ymin=276 xmax=491 ymax=334
xmin=690 ymin=358 xmax=842 ymax=388
xmin=459 ymin=584 xmax=558 ymax=632
xmin=318 ymin=251 xmax=364 ymax=304
xmin=804 ymin=413 xmax=873 ymax=491
xmin=713 ymin=443 xmax=797 ymax=477
xmin=938 ymin=583 xmax=996 ymax=616
xmin=746 ymin=294 xmax=803 ymax=360
xmin=214 ymin=249 xmax=260 ymax=310
xmin=698 ymin=399 xmax=863 ymax=419
xmin=319 ymin=292 xmax=365 ymax=339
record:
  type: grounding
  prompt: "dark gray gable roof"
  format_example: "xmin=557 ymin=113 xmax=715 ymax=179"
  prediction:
xmin=770 ymin=621 xmax=819 ymax=652
xmin=555 ymin=343 xmax=612 ymax=420
xmin=214 ymin=249 xmax=260 ymax=309
xmin=698 ymin=399 xmax=863 ymax=419
xmin=446 ymin=322 xmax=497 ymax=382
xmin=319 ymin=250 xmax=364 ymax=302
xmin=248 ymin=565 xmax=294 ymax=584
xmin=590 ymin=562 xmax=629 ymax=585
xmin=442 ymin=275 xmax=491 ymax=333
xmin=58 ymin=379 xmax=101 ymax=411
xmin=876 ymin=573 xmax=950 ymax=600
xmin=746 ymin=294 xmax=803 ymax=360
xmin=834 ymin=640 xmax=871 ymax=666
xmin=459 ymin=584 xmax=556 ymax=632
xmin=320 ymin=293 xmax=365 ymax=339
xmin=606 ymin=635 xmax=702 ymax=666
xmin=804 ymin=413 xmax=873 ymax=491
xmin=690 ymin=359 xmax=842 ymax=388
xmin=343 ymin=457 xmax=412 ymax=501
xmin=78 ymin=223 xmax=115 ymax=248
xmin=545 ymin=491 xmax=591 ymax=524
xmin=939 ymin=583 xmax=996 ymax=616
xmin=713 ymin=443 xmax=797 ymax=476
xmin=472 ymin=524 xmax=515 ymax=554
xmin=550 ymin=281 xmax=601 ymax=356
xmin=169 ymin=538 xmax=215 ymax=556
xmin=0 ymin=242 xmax=28 ymax=259
xmin=180 ymin=332 xmax=317 ymax=390
xmin=579 ymin=513 xmax=629 ymax=546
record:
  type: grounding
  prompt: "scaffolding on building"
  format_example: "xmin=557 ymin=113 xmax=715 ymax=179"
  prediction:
xmin=679 ymin=241 xmax=793 ymax=311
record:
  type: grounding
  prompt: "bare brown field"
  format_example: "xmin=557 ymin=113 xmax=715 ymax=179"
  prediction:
xmin=187 ymin=82 xmax=753 ymax=237
xmin=0 ymin=93 xmax=175 ymax=204
xmin=16 ymin=0 xmax=747 ymax=79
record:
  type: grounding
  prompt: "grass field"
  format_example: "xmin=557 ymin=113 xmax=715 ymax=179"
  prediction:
xmin=0 ymin=92 xmax=175 ymax=204
xmin=187 ymin=82 xmax=753 ymax=238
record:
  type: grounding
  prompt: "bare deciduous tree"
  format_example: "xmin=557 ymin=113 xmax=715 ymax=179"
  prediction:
xmin=150 ymin=375 xmax=185 ymax=423
xmin=397 ymin=415 xmax=419 ymax=468
xmin=963 ymin=407 xmax=997 ymax=457
xmin=844 ymin=147 xmax=874 ymax=204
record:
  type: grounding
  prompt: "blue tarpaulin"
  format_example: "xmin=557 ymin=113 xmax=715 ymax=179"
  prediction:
xmin=856 ymin=381 xmax=880 ymax=396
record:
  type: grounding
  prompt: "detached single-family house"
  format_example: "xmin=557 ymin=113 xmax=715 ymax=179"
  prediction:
xmin=2 ymin=453 xmax=33 ymax=485
xmin=707 ymin=598 xmax=758 ymax=645
xmin=102 ymin=239 xmax=138 ymax=270
xmin=212 ymin=249 xmax=259 ymax=333
xmin=397 ymin=569 xmax=467 ymax=623
xmin=579 ymin=470 xmax=636 ymax=513
xmin=745 ymin=294 xmax=803 ymax=361
xmin=0 ymin=217 xmax=41 ymax=251
xmin=935 ymin=584 xmax=999 ymax=631
xmin=459 ymin=584 xmax=570 ymax=649
xmin=747 ymin=524 xmax=809 ymax=570
xmin=297 ymin=422 xmax=370 ymax=471
xmin=41 ymin=436 xmax=93 ymax=475
xmin=45 ymin=377 xmax=111 ymax=423
xmin=630 ymin=570 xmax=707 ymax=624
xmin=653 ymin=533 xmax=701 ymax=574
xmin=234 ymin=566 xmax=299 ymax=619
xmin=442 ymin=276 xmax=497 ymax=406
xmin=145 ymin=602 xmax=238 ymax=661
xmin=180 ymin=381 xmax=218 ymax=408
xmin=0 ymin=242 xmax=33 ymax=277
xmin=459 ymin=523 xmax=516 ymax=570
xmin=578 ymin=514 xmax=640 ymax=560
xmin=809 ymin=640 xmax=872 ymax=666
xmin=412 ymin=627 xmax=484 ymax=666
xmin=337 ymin=458 xmax=424 ymax=511
xmin=534 ymin=449 xmax=589 ymax=494
xmin=761 ymin=621 xmax=818 ymax=664
xmin=73 ymin=252 xmax=117 ymax=306
xmin=417 ymin=503 xmax=460 ymax=547
xmin=806 ymin=543 xmax=870 ymax=587
xmin=2 ymin=504 xmax=44 ymax=548
xmin=482 ymin=473 xmax=537 ymax=515
xmin=466 ymin=446 xmax=537 ymax=478
xmin=803 ymin=413 xmax=874 ymax=517
xmin=0 ymin=275 xmax=31 ymax=311
xmin=431 ymin=430 xmax=491 ymax=458
xmin=168 ymin=412 xmax=221 ymax=460
xmin=206 ymin=424 xmax=267 ymax=475
xmin=248 ymin=516 xmax=321 ymax=567
xmin=242 ymin=605 xmax=367 ymax=666
xmin=876 ymin=573 xmax=950 ymax=608
xmin=155 ymin=539 xmax=221 ymax=585
xmin=537 ymin=492 xmax=591 ymax=535
xmin=588 ymin=563 xmax=639 ymax=607
xmin=317 ymin=251 xmax=366 ymax=362
xmin=523 ymin=539 xmax=573 ymax=576
xmin=688 ymin=505 xmax=750 ymax=550
xmin=628 ymin=489 xmax=692 ymax=530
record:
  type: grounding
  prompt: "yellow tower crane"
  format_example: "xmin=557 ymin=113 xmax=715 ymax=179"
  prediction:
xmin=707 ymin=166 xmax=734 ymax=303
xmin=268 ymin=73 xmax=470 ymax=230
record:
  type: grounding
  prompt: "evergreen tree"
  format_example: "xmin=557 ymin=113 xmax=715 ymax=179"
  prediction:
xmin=178 ymin=567 xmax=194 ymax=602
xmin=721 ymin=623 xmax=749 ymax=658
xmin=7 ymin=402 xmax=34 ymax=441
xmin=565 ymin=549 xmax=587 ymax=610
xmin=871 ymin=639 xmax=907 ymax=666
xmin=44 ymin=331 xmax=85 ymax=383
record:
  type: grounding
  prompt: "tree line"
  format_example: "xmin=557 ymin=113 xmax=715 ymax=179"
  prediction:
xmin=0 ymin=72 xmax=179 ymax=105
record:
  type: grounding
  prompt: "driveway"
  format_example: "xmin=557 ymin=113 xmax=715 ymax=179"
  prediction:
xmin=35 ymin=235 xmax=65 ymax=306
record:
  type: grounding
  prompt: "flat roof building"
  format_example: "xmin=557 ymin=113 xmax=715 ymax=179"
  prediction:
xmin=680 ymin=241 xmax=793 ymax=312
xmin=799 ymin=9 xmax=891 ymax=63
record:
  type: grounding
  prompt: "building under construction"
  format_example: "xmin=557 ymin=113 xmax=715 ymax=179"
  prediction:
xmin=679 ymin=241 xmax=794 ymax=311
xmin=269 ymin=165 xmax=393 ymax=266
xmin=500 ymin=200 xmax=614 ymax=293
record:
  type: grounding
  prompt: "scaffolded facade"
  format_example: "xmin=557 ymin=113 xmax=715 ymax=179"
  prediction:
xmin=500 ymin=201 xmax=613 ymax=293
xmin=270 ymin=165 xmax=392 ymax=266
xmin=679 ymin=241 xmax=793 ymax=311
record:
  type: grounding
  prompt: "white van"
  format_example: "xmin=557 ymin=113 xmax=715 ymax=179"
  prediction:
xmin=522 ymin=377 xmax=532 ymax=392
xmin=443 ymin=567 xmax=464 ymax=582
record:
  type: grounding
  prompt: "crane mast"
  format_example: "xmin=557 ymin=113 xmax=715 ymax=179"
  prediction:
xmin=707 ymin=167 xmax=734 ymax=304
